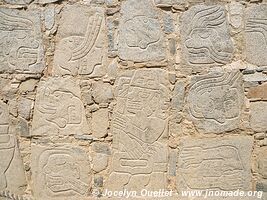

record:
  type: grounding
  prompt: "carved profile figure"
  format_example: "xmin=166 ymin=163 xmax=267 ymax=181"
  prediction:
xmin=182 ymin=5 xmax=234 ymax=66
xmin=106 ymin=69 xmax=169 ymax=191
xmin=0 ymin=9 xmax=44 ymax=73
xmin=53 ymin=6 xmax=106 ymax=76
xmin=187 ymin=71 xmax=244 ymax=133
xmin=32 ymin=77 xmax=90 ymax=136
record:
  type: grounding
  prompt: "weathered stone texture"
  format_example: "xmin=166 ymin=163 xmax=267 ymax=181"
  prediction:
xmin=0 ymin=9 xmax=44 ymax=74
xmin=177 ymin=137 xmax=253 ymax=191
xmin=31 ymin=77 xmax=90 ymax=136
xmin=181 ymin=5 xmax=234 ymax=67
xmin=118 ymin=0 xmax=166 ymax=62
xmin=245 ymin=5 xmax=267 ymax=66
xmin=53 ymin=5 xmax=107 ymax=76
xmin=187 ymin=70 xmax=244 ymax=133
xmin=31 ymin=144 xmax=91 ymax=200
xmin=250 ymin=102 xmax=267 ymax=132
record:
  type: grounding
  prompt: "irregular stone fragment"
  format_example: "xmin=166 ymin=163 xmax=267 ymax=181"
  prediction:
xmin=228 ymin=2 xmax=244 ymax=30
xmin=258 ymin=148 xmax=267 ymax=179
xmin=0 ymin=101 xmax=9 ymax=134
xmin=19 ymin=79 xmax=39 ymax=93
xmin=0 ymin=134 xmax=27 ymax=194
xmin=177 ymin=137 xmax=253 ymax=191
xmin=245 ymin=4 xmax=267 ymax=66
xmin=92 ymin=142 xmax=111 ymax=155
xmin=247 ymin=83 xmax=267 ymax=100
xmin=250 ymin=102 xmax=267 ymax=132
xmin=187 ymin=70 xmax=244 ymax=134
xmin=92 ymin=153 xmax=109 ymax=172
xmin=31 ymin=144 xmax=91 ymax=200
xmin=18 ymin=117 xmax=30 ymax=137
xmin=169 ymin=149 xmax=177 ymax=176
xmin=18 ymin=97 xmax=32 ymax=120
xmin=53 ymin=5 xmax=107 ymax=77
xmin=0 ymin=8 xmax=44 ymax=74
xmin=92 ymin=108 xmax=109 ymax=138
xmin=118 ymin=0 xmax=166 ymax=62
xmin=32 ymin=77 xmax=90 ymax=136
xmin=105 ymin=69 xmax=170 ymax=193
xmin=181 ymin=5 xmax=234 ymax=67
xmin=92 ymin=82 xmax=113 ymax=105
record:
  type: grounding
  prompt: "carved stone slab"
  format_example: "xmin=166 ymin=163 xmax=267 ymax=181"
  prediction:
xmin=250 ymin=102 xmax=267 ymax=132
xmin=0 ymin=8 xmax=44 ymax=74
xmin=187 ymin=70 xmax=244 ymax=133
xmin=0 ymin=101 xmax=9 ymax=134
xmin=105 ymin=69 xmax=170 ymax=192
xmin=181 ymin=5 xmax=234 ymax=67
xmin=177 ymin=137 xmax=253 ymax=191
xmin=245 ymin=4 xmax=267 ymax=66
xmin=31 ymin=144 xmax=91 ymax=200
xmin=31 ymin=77 xmax=90 ymax=136
xmin=118 ymin=0 xmax=166 ymax=62
xmin=53 ymin=5 xmax=107 ymax=77
xmin=4 ymin=0 xmax=60 ymax=4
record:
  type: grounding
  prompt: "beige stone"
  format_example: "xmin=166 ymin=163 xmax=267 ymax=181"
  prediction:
xmin=53 ymin=5 xmax=107 ymax=77
xmin=177 ymin=136 xmax=253 ymax=191
xmin=181 ymin=5 xmax=234 ymax=67
xmin=250 ymin=102 xmax=267 ymax=132
xmin=31 ymin=77 xmax=90 ymax=136
xmin=245 ymin=4 xmax=267 ymax=66
xmin=247 ymin=83 xmax=267 ymax=100
xmin=105 ymin=69 xmax=170 ymax=193
xmin=92 ymin=108 xmax=109 ymax=138
xmin=31 ymin=144 xmax=91 ymax=200
xmin=187 ymin=70 xmax=244 ymax=133
xmin=0 ymin=8 xmax=44 ymax=74
xmin=0 ymin=101 xmax=9 ymax=134
xmin=118 ymin=0 xmax=166 ymax=62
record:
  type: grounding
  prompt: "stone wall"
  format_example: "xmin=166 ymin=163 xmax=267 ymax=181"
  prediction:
xmin=0 ymin=0 xmax=267 ymax=199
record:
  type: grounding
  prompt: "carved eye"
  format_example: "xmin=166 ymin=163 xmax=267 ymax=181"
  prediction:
xmin=198 ymin=31 xmax=211 ymax=39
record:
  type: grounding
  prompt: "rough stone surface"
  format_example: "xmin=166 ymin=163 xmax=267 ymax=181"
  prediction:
xmin=245 ymin=4 xmax=267 ymax=66
xmin=53 ymin=5 xmax=107 ymax=76
xmin=31 ymin=144 xmax=91 ymax=200
xmin=92 ymin=108 xmax=109 ymax=138
xmin=177 ymin=137 xmax=253 ymax=191
xmin=0 ymin=8 xmax=44 ymax=74
xmin=118 ymin=0 xmax=166 ymax=62
xmin=187 ymin=70 xmax=244 ymax=133
xmin=181 ymin=5 xmax=234 ymax=67
xmin=31 ymin=77 xmax=90 ymax=136
xmin=250 ymin=102 xmax=267 ymax=132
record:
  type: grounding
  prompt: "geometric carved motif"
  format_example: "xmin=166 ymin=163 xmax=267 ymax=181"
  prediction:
xmin=187 ymin=70 xmax=244 ymax=134
xmin=181 ymin=5 xmax=234 ymax=66
xmin=106 ymin=69 xmax=170 ymax=193
xmin=0 ymin=8 xmax=44 ymax=74
xmin=53 ymin=5 xmax=107 ymax=77
xmin=177 ymin=137 xmax=253 ymax=191
xmin=31 ymin=77 xmax=90 ymax=136
xmin=31 ymin=144 xmax=91 ymax=200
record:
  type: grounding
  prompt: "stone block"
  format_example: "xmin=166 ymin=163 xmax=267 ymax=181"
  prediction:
xmin=250 ymin=102 xmax=267 ymax=132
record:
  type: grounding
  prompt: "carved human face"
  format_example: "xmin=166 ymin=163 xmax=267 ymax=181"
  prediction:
xmin=197 ymin=88 xmax=239 ymax=124
xmin=125 ymin=16 xmax=161 ymax=49
xmin=185 ymin=27 xmax=232 ymax=65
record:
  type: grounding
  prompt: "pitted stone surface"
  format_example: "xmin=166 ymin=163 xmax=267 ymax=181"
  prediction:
xmin=181 ymin=5 xmax=234 ymax=67
xmin=177 ymin=137 xmax=253 ymax=191
xmin=118 ymin=0 xmax=166 ymax=62
xmin=0 ymin=8 xmax=44 ymax=74
xmin=53 ymin=5 xmax=107 ymax=76
xmin=31 ymin=144 xmax=91 ymax=200
xmin=245 ymin=4 xmax=267 ymax=66
xmin=187 ymin=70 xmax=244 ymax=133
xmin=31 ymin=77 xmax=90 ymax=136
